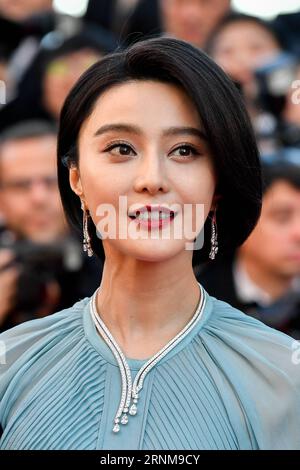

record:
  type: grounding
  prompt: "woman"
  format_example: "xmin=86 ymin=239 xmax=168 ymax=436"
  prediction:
xmin=0 ymin=37 xmax=299 ymax=450
xmin=0 ymin=28 xmax=116 ymax=132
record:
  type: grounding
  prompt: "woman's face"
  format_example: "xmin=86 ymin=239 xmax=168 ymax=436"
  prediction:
xmin=69 ymin=80 xmax=216 ymax=264
xmin=211 ymin=21 xmax=281 ymax=86
xmin=43 ymin=49 xmax=102 ymax=119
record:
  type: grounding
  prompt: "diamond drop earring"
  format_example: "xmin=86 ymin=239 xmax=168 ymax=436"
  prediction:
xmin=209 ymin=208 xmax=218 ymax=260
xmin=81 ymin=201 xmax=93 ymax=257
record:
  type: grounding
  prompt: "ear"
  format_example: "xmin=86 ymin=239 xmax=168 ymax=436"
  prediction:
xmin=69 ymin=166 xmax=84 ymax=199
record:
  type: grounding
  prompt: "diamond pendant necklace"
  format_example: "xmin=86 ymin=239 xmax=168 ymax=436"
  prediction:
xmin=90 ymin=282 xmax=206 ymax=434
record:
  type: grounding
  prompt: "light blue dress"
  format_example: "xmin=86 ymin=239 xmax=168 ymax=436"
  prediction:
xmin=0 ymin=287 xmax=299 ymax=450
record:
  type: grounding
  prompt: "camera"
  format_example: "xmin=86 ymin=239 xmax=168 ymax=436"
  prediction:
xmin=0 ymin=236 xmax=84 ymax=328
xmin=255 ymin=52 xmax=298 ymax=116
xmin=254 ymin=52 xmax=300 ymax=151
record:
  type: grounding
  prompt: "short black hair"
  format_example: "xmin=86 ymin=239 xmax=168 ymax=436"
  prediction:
xmin=0 ymin=120 xmax=57 ymax=168
xmin=262 ymin=161 xmax=300 ymax=193
xmin=0 ymin=120 xmax=57 ymax=144
xmin=57 ymin=37 xmax=262 ymax=265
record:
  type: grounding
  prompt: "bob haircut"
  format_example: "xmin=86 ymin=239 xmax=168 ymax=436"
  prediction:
xmin=57 ymin=37 xmax=262 ymax=266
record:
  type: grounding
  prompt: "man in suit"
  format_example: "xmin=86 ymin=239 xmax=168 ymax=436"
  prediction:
xmin=198 ymin=159 xmax=300 ymax=338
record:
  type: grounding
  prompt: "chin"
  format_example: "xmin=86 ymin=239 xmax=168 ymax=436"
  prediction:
xmin=121 ymin=239 xmax=186 ymax=262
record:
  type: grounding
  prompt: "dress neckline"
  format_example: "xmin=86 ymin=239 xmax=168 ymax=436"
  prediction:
xmin=82 ymin=284 xmax=213 ymax=370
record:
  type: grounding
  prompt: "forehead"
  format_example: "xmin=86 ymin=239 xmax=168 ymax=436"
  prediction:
xmin=79 ymin=80 xmax=202 ymax=138
xmin=0 ymin=135 xmax=57 ymax=177
xmin=162 ymin=0 xmax=229 ymax=12
xmin=217 ymin=21 xmax=278 ymax=44
xmin=264 ymin=180 xmax=300 ymax=206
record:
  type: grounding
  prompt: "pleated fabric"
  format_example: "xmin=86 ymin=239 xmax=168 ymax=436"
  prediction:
xmin=0 ymin=288 xmax=300 ymax=450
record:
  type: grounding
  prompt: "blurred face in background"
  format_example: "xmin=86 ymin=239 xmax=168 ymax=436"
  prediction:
xmin=210 ymin=20 xmax=281 ymax=87
xmin=239 ymin=180 xmax=300 ymax=279
xmin=0 ymin=0 xmax=53 ymax=22
xmin=160 ymin=0 xmax=230 ymax=48
xmin=0 ymin=135 xmax=67 ymax=243
xmin=43 ymin=49 xmax=102 ymax=120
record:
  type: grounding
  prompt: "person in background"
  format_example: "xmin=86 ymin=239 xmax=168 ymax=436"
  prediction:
xmin=0 ymin=121 xmax=66 ymax=243
xmin=0 ymin=0 xmax=56 ymax=100
xmin=206 ymin=13 xmax=283 ymax=115
xmin=0 ymin=0 xmax=53 ymax=23
xmin=0 ymin=121 xmax=101 ymax=332
xmin=199 ymin=159 xmax=300 ymax=338
xmin=160 ymin=0 xmax=231 ymax=48
xmin=84 ymin=0 xmax=140 ymax=37
xmin=124 ymin=0 xmax=231 ymax=48
xmin=272 ymin=11 xmax=300 ymax=58
xmin=0 ymin=29 xmax=116 ymax=131
xmin=206 ymin=13 xmax=300 ymax=156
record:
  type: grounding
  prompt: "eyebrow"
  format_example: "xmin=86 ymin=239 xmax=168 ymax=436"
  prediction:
xmin=93 ymin=123 xmax=208 ymax=140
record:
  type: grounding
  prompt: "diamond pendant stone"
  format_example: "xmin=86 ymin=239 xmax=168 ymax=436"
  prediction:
xmin=129 ymin=404 xmax=137 ymax=415
xmin=121 ymin=414 xmax=128 ymax=425
xmin=113 ymin=423 xmax=120 ymax=433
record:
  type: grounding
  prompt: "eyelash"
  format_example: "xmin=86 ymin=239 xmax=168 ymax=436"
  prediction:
xmin=103 ymin=141 xmax=202 ymax=159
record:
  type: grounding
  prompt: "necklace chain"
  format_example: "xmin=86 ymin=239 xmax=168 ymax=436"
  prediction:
xmin=90 ymin=282 xmax=206 ymax=433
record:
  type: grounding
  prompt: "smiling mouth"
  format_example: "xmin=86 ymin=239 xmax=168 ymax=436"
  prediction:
xmin=128 ymin=207 xmax=176 ymax=230
xmin=128 ymin=204 xmax=176 ymax=220
xmin=128 ymin=211 xmax=175 ymax=221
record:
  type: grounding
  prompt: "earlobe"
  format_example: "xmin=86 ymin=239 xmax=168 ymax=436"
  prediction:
xmin=69 ymin=167 xmax=84 ymax=198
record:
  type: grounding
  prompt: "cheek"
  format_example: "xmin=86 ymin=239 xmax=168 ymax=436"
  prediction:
xmin=80 ymin=164 xmax=128 ymax=215
xmin=176 ymin=167 xmax=215 ymax=205
xmin=52 ymin=193 xmax=65 ymax=213
xmin=246 ymin=221 xmax=286 ymax=257
xmin=265 ymin=219 xmax=290 ymax=243
xmin=2 ymin=195 xmax=25 ymax=215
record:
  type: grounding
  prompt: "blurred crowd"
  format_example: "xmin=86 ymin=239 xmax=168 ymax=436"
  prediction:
xmin=0 ymin=0 xmax=299 ymax=338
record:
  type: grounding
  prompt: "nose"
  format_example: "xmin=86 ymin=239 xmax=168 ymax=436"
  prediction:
xmin=132 ymin=153 xmax=169 ymax=195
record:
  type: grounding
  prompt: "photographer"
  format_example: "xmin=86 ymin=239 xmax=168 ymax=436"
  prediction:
xmin=206 ymin=13 xmax=300 ymax=156
xmin=0 ymin=120 xmax=101 ymax=331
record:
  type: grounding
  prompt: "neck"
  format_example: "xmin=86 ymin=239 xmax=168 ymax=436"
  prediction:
xmin=237 ymin=254 xmax=294 ymax=301
xmin=95 ymin=250 xmax=201 ymax=359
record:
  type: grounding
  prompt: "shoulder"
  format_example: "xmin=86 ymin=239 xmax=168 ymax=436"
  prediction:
xmin=204 ymin=292 xmax=300 ymax=386
xmin=0 ymin=296 xmax=90 ymax=353
xmin=198 ymin=293 xmax=300 ymax=449
xmin=207 ymin=294 xmax=297 ymax=340
xmin=203 ymin=294 xmax=299 ymax=365
xmin=0 ymin=297 xmax=91 ymax=399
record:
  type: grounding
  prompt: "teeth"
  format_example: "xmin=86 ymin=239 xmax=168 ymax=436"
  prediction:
xmin=135 ymin=211 xmax=171 ymax=220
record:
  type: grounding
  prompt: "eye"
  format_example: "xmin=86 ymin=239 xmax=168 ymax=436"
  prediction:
xmin=171 ymin=145 xmax=200 ymax=158
xmin=104 ymin=142 xmax=136 ymax=157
